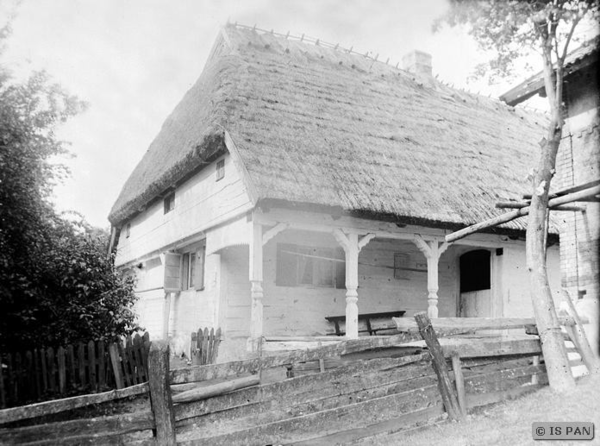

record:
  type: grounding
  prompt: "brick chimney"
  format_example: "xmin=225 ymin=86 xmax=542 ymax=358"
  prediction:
xmin=402 ymin=50 xmax=433 ymax=84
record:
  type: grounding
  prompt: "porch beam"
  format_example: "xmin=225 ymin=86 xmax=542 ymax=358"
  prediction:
xmin=255 ymin=211 xmax=521 ymax=248
xmin=248 ymin=222 xmax=264 ymax=352
xmin=413 ymin=235 xmax=450 ymax=318
xmin=262 ymin=223 xmax=288 ymax=246
xmin=333 ymin=229 xmax=375 ymax=339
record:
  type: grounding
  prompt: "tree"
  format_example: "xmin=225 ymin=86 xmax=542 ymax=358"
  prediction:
xmin=436 ymin=0 xmax=599 ymax=391
xmin=0 ymin=16 xmax=140 ymax=351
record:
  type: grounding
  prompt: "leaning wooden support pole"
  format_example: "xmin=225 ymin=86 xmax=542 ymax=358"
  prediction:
xmin=414 ymin=312 xmax=463 ymax=421
xmin=148 ymin=341 xmax=176 ymax=445
xmin=446 ymin=185 xmax=600 ymax=243
xmin=450 ymin=351 xmax=467 ymax=418
xmin=495 ymin=201 xmax=585 ymax=212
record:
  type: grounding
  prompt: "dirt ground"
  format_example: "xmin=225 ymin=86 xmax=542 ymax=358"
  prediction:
xmin=378 ymin=373 xmax=600 ymax=446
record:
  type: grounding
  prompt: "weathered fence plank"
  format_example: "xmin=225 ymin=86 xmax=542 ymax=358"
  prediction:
xmin=78 ymin=343 xmax=86 ymax=388
xmin=148 ymin=340 xmax=175 ymax=445
xmin=88 ymin=341 xmax=97 ymax=391
xmin=394 ymin=316 xmax=579 ymax=332
xmin=442 ymin=338 xmax=542 ymax=358
xmin=0 ymin=382 xmax=149 ymax=425
xmin=172 ymin=375 xmax=260 ymax=404
xmin=173 ymin=332 xmax=423 ymax=384
xmin=66 ymin=345 xmax=75 ymax=391
xmin=57 ymin=347 xmax=66 ymax=394
xmin=97 ymin=341 xmax=106 ymax=390
xmin=0 ymin=352 xmax=5 ymax=408
xmin=108 ymin=343 xmax=124 ymax=390
xmin=0 ymin=410 xmax=154 ymax=444
xmin=414 ymin=312 xmax=463 ymax=421
xmin=450 ymin=351 xmax=467 ymax=417
xmin=174 ymin=354 xmax=429 ymax=425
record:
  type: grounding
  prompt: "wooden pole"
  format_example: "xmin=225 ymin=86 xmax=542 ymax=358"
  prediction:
xmin=148 ymin=341 xmax=176 ymax=445
xmin=450 ymin=351 xmax=467 ymax=418
xmin=171 ymin=374 xmax=259 ymax=403
xmin=523 ymin=179 xmax=600 ymax=200
xmin=414 ymin=312 xmax=463 ymax=421
xmin=446 ymin=185 xmax=600 ymax=243
xmin=495 ymin=201 xmax=585 ymax=212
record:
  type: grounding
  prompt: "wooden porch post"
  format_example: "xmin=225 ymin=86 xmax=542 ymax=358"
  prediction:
xmin=413 ymin=235 xmax=450 ymax=318
xmin=162 ymin=292 xmax=172 ymax=340
xmin=248 ymin=222 xmax=264 ymax=352
xmin=333 ymin=230 xmax=375 ymax=339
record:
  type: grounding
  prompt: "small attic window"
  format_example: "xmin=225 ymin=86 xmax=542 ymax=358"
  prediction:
xmin=216 ymin=159 xmax=225 ymax=181
xmin=164 ymin=192 xmax=175 ymax=214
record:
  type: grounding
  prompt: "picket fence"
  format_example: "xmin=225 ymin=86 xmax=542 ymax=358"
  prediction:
xmin=0 ymin=332 xmax=150 ymax=409
xmin=191 ymin=327 xmax=222 ymax=365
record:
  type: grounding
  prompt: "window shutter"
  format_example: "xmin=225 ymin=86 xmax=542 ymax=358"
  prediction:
xmin=194 ymin=245 xmax=206 ymax=291
xmin=163 ymin=252 xmax=181 ymax=292
xmin=276 ymin=244 xmax=298 ymax=286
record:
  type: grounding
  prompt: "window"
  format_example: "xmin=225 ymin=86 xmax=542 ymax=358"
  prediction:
xmin=460 ymin=250 xmax=491 ymax=292
xmin=393 ymin=253 xmax=409 ymax=280
xmin=125 ymin=223 xmax=131 ymax=239
xmin=216 ymin=159 xmax=225 ymax=181
xmin=164 ymin=192 xmax=175 ymax=214
xmin=181 ymin=242 xmax=206 ymax=291
xmin=276 ymin=243 xmax=345 ymax=289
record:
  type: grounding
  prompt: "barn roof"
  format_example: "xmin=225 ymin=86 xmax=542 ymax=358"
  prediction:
xmin=109 ymin=24 xmax=549 ymax=234
xmin=500 ymin=36 xmax=599 ymax=106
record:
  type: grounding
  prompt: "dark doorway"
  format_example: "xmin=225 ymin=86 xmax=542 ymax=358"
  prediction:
xmin=459 ymin=250 xmax=491 ymax=317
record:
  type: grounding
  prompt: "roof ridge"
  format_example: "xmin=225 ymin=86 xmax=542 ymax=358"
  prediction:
xmin=227 ymin=22 xmax=405 ymax=71
xmin=226 ymin=22 xmax=529 ymax=112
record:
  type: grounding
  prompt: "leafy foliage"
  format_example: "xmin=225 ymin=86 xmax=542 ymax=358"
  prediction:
xmin=434 ymin=0 xmax=599 ymax=84
xmin=0 ymin=18 xmax=139 ymax=351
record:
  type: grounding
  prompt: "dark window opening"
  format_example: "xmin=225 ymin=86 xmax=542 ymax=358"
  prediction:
xmin=164 ymin=192 xmax=175 ymax=214
xmin=125 ymin=223 xmax=131 ymax=238
xmin=276 ymin=243 xmax=345 ymax=289
xmin=460 ymin=249 xmax=491 ymax=293
xmin=216 ymin=159 xmax=225 ymax=181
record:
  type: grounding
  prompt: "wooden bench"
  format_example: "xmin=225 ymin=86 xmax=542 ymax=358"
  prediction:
xmin=325 ymin=311 xmax=406 ymax=336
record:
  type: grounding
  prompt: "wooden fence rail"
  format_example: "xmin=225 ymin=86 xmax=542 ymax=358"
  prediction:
xmin=0 ymin=319 xmax=553 ymax=444
xmin=0 ymin=332 xmax=150 ymax=408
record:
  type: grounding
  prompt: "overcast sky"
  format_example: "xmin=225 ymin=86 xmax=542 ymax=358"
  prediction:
xmin=2 ymin=0 xmax=537 ymax=228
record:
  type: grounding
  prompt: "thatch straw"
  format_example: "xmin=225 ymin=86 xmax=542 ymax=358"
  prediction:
xmin=109 ymin=24 xmax=554 ymax=234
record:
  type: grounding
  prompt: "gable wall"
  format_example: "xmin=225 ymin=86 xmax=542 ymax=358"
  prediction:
xmin=114 ymin=153 xmax=254 ymax=267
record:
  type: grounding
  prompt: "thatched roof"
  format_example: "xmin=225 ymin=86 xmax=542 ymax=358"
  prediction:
xmin=109 ymin=24 xmax=550 ymax=234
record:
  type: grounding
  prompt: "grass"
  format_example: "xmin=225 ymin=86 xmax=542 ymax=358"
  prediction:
xmin=376 ymin=373 xmax=600 ymax=446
